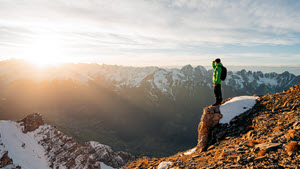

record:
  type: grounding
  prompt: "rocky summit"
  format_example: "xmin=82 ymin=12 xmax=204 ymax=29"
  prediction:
xmin=126 ymin=84 xmax=300 ymax=168
xmin=0 ymin=113 xmax=134 ymax=169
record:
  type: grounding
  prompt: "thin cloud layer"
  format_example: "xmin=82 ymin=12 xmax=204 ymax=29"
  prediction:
xmin=0 ymin=0 xmax=299 ymax=66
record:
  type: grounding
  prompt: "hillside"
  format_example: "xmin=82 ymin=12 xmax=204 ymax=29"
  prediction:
xmin=127 ymin=85 xmax=300 ymax=168
xmin=0 ymin=59 xmax=300 ymax=157
xmin=0 ymin=114 xmax=134 ymax=169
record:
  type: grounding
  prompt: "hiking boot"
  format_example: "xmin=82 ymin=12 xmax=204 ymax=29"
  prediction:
xmin=218 ymin=98 xmax=223 ymax=104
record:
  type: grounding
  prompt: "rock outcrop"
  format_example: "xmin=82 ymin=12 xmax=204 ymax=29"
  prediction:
xmin=126 ymin=84 xmax=300 ymax=169
xmin=83 ymin=141 xmax=134 ymax=168
xmin=34 ymin=124 xmax=102 ymax=169
xmin=0 ymin=113 xmax=135 ymax=169
xmin=32 ymin=117 xmax=135 ymax=169
xmin=197 ymin=106 xmax=222 ymax=152
xmin=18 ymin=113 xmax=44 ymax=133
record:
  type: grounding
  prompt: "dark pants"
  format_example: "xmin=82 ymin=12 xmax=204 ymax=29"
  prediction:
xmin=214 ymin=84 xmax=222 ymax=103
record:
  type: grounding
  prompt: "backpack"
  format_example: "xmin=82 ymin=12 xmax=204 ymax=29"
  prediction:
xmin=219 ymin=66 xmax=227 ymax=81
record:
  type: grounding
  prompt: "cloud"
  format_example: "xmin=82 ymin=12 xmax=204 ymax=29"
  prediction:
xmin=0 ymin=0 xmax=299 ymax=66
xmin=1 ymin=0 xmax=300 ymax=44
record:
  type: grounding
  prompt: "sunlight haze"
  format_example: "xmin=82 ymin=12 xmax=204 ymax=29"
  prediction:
xmin=1 ymin=1 xmax=300 ymax=167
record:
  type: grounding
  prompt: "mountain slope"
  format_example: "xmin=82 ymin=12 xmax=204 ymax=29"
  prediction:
xmin=127 ymin=84 xmax=300 ymax=168
xmin=0 ymin=114 xmax=134 ymax=169
xmin=1 ymin=59 xmax=300 ymax=157
xmin=0 ymin=120 xmax=49 ymax=169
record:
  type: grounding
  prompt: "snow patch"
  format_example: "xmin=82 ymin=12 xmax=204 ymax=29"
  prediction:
xmin=153 ymin=70 xmax=169 ymax=92
xmin=257 ymin=76 xmax=278 ymax=86
xmin=219 ymin=96 xmax=258 ymax=124
xmin=0 ymin=121 xmax=50 ymax=169
xmin=157 ymin=161 xmax=173 ymax=169
xmin=184 ymin=147 xmax=196 ymax=155
xmin=101 ymin=162 xmax=114 ymax=169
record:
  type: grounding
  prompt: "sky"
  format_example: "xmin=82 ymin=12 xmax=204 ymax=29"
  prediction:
xmin=0 ymin=0 xmax=300 ymax=67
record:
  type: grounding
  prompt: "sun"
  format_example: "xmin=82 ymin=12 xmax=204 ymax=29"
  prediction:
xmin=22 ymin=33 xmax=68 ymax=67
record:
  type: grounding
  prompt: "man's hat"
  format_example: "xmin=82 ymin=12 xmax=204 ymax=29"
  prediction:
xmin=215 ymin=58 xmax=221 ymax=63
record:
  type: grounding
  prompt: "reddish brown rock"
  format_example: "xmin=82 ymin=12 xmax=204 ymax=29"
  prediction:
xmin=18 ymin=113 xmax=44 ymax=133
xmin=0 ymin=151 xmax=13 ymax=168
xmin=197 ymin=105 xmax=223 ymax=152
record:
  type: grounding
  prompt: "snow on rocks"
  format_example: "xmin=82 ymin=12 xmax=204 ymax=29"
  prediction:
xmin=0 ymin=114 xmax=134 ymax=169
xmin=219 ymin=96 xmax=258 ymax=124
xmin=101 ymin=65 xmax=159 ymax=88
xmin=197 ymin=96 xmax=258 ymax=152
xmin=183 ymin=147 xmax=196 ymax=155
xmin=153 ymin=69 xmax=169 ymax=93
xmin=83 ymin=141 xmax=134 ymax=168
xmin=157 ymin=161 xmax=173 ymax=169
xmin=0 ymin=121 xmax=50 ymax=169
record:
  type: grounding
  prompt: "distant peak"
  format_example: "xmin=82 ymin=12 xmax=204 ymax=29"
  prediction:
xmin=181 ymin=64 xmax=193 ymax=69
xmin=195 ymin=65 xmax=207 ymax=72
xmin=281 ymin=71 xmax=290 ymax=75
xmin=181 ymin=64 xmax=193 ymax=72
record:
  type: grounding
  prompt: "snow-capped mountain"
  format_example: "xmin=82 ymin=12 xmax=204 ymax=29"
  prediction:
xmin=0 ymin=113 xmax=134 ymax=169
xmin=0 ymin=59 xmax=299 ymax=98
xmin=1 ymin=59 xmax=299 ymax=157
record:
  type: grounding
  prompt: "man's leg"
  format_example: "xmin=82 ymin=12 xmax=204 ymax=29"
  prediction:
xmin=217 ymin=84 xmax=222 ymax=104
xmin=216 ymin=84 xmax=223 ymax=104
xmin=213 ymin=84 xmax=218 ymax=105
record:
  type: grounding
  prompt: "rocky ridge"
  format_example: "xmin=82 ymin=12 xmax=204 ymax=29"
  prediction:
xmin=126 ymin=84 xmax=300 ymax=168
xmin=0 ymin=114 xmax=134 ymax=169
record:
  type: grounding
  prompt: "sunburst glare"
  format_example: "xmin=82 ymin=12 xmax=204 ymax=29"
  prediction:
xmin=22 ymin=33 xmax=68 ymax=67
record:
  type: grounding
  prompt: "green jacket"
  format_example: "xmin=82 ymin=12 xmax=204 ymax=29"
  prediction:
xmin=212 ymin=62 xmax=223 ymax=84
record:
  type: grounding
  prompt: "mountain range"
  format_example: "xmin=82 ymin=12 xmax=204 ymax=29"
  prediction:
xmin=0 ymin=59 xmax=299 ymax=157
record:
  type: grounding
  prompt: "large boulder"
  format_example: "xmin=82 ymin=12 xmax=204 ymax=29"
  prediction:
xmin=197 ymin=106 xmax=223 ymax=152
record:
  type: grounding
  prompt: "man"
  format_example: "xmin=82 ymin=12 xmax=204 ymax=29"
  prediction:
xmin=212 ymin=58 xmax=223 ymax=106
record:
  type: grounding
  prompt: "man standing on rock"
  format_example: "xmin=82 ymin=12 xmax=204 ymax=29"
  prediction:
xmin=212 ymin=58 xmax=223 ymax=106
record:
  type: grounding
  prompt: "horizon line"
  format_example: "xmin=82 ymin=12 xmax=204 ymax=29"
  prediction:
xmin=1 ymin=58 xmax=300 ymax=68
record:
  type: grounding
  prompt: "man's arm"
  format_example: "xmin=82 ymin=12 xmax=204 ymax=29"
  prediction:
xmin=216 ymin=66 xmax=222 ymax=84
xmin=212 ymin=61 xmax=216 ymax=69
